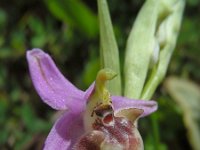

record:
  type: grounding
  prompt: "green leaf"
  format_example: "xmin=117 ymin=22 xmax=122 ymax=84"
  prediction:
xmin=98 ymin=0 xmax=121 ymax=95
xmin=0 ymin=8 xmax=7 ymax=29
xmin=165 ymin=77 xmax=200 ymax=150
xmin=45 ymin=0 xmax=98 ymax=37
xmin=20 ymin=104 xmax=51 ymax=132
xmin=0 ymin=129 xmax=9 ymax=145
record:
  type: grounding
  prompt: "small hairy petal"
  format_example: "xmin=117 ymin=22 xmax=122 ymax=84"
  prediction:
xmin=44 ymin=111 xmax=84 ymax=150
xmin=112 ymin=96 xmax=157 ymax=118
xmin=26 ymin=49 xmax=84 ymax=110
xmin=115 ymin=108 xmax=144 ymax=123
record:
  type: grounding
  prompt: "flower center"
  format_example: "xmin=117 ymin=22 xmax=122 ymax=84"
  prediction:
xmin=77 ymin=69 xmax=144 ymax=150
xmin=92 ymin=102 xmax=115 ymax=126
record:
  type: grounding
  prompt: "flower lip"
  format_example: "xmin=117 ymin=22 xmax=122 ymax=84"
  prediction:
xmin=89 ymin=110 xmax=143 ymax=150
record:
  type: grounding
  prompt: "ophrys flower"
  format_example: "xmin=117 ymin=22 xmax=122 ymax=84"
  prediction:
xmin=26 ymin=49 xmax=157 ymax=150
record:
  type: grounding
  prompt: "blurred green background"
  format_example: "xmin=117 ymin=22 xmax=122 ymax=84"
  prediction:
xmin=0 ymin=0 xmax=200 ymax=149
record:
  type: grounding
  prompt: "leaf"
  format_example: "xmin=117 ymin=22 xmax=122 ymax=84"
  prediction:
xmin=20 ymin=104 xmax=51 ymax=132
xmin=0 ymin=8 xmax=7 ymax=29
xmin=45 ymin=0 xmax=98 ymax=37
xmin=98 ymin=0 xmax=121 ymax=95
xmin=165 ymin=76 xmax=200 ymax=150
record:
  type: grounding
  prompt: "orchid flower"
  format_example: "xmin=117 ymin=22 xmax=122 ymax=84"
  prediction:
xmin=26 ymin=49 xmax=157 ymax=150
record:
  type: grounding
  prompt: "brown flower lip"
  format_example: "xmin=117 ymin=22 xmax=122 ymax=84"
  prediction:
xmin=75 ymin=103 xmax=143 ymax=150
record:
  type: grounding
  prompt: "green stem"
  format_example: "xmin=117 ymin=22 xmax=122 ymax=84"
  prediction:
xmin=151 ymin=114 xmax=160 ymax=150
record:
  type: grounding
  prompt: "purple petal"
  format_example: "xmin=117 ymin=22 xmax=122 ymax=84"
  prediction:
xmin=112 ymin=96 xmax=158 ymax=118
xmin=44 ymin=111 xmax=84 ymax=150
xmin=26 ymin=49 xmax=84 ymax=110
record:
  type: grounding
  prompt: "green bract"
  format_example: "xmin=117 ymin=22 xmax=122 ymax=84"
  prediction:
xmin=124 ymin=0 xmax=185 ymax=100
